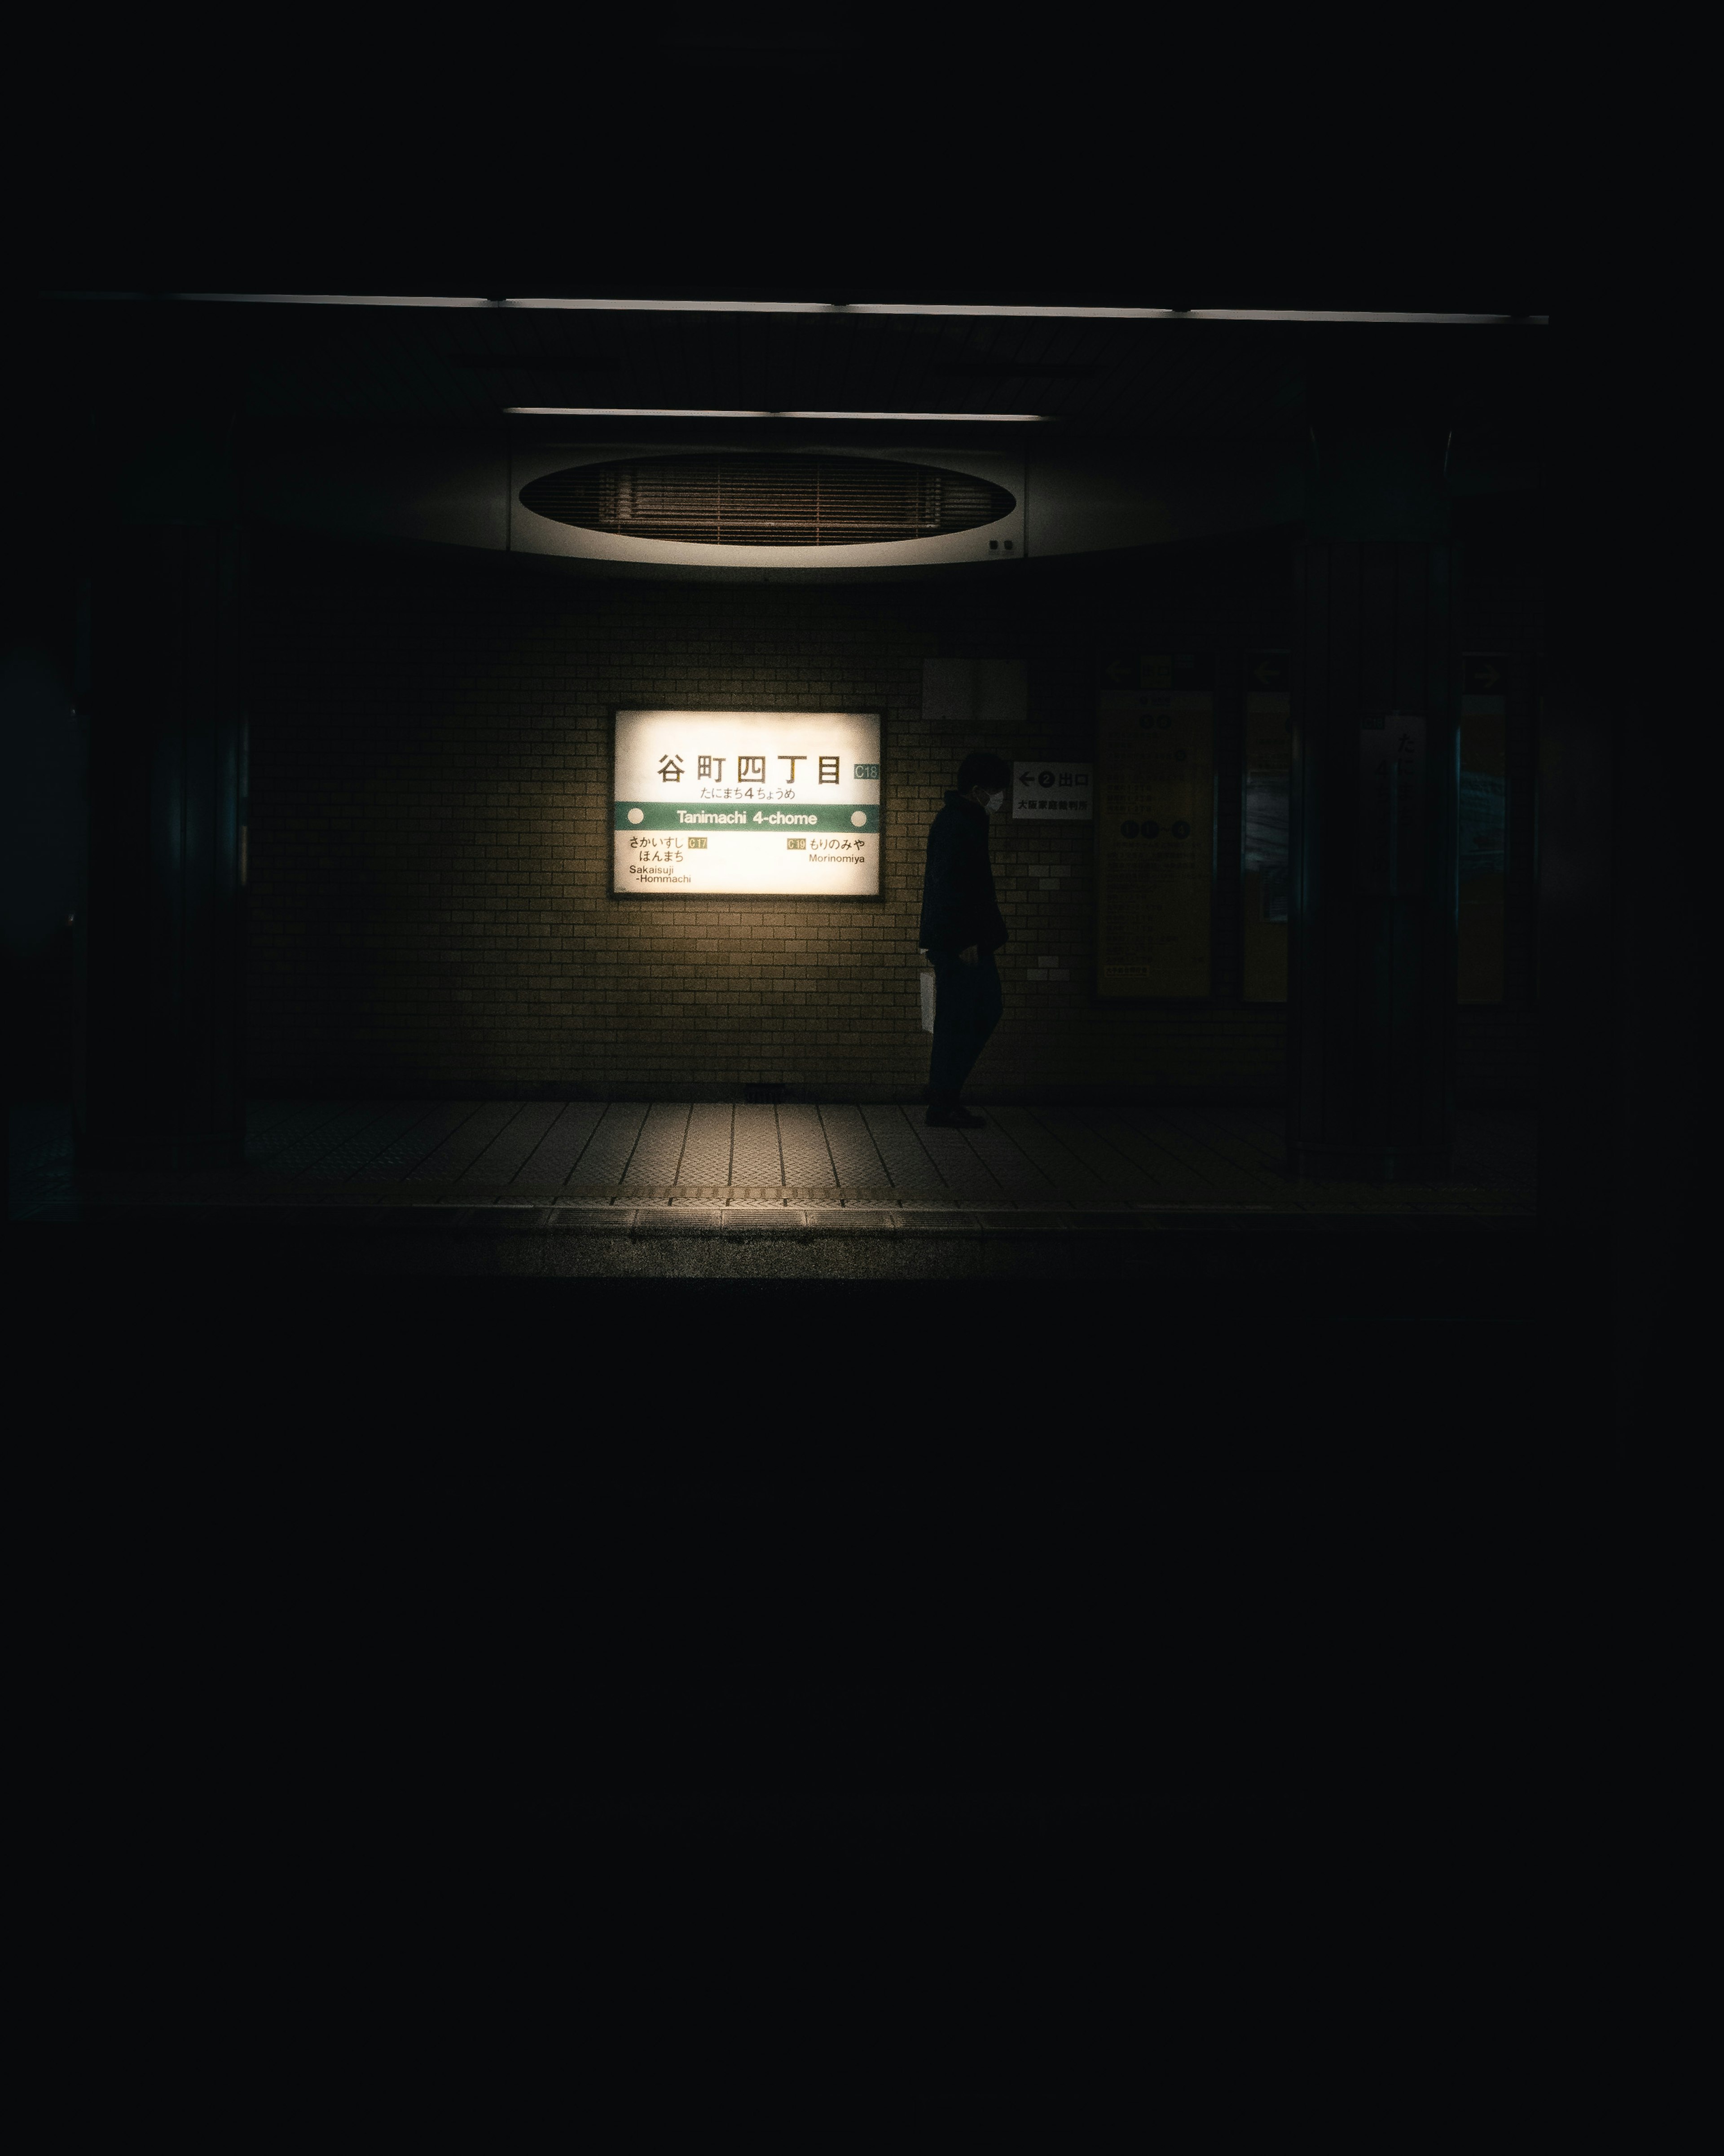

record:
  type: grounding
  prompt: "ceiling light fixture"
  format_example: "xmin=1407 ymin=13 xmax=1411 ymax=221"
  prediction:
xmin=131 ymin=295 xmax=1546 ymax=325
xmin=502 ymin=407 xmax=1051 ymax=421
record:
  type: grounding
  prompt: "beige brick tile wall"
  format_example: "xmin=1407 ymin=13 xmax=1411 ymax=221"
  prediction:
xmin=245 ymin=531 xmax=1529 ymax=1102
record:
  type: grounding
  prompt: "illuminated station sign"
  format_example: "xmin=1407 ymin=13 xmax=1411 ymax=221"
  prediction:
xmin=613 ymin=710 xmax=882 ymax=896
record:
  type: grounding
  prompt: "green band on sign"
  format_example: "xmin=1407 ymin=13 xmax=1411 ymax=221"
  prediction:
xmin=615 ymin=803 xmax=880 ymax=833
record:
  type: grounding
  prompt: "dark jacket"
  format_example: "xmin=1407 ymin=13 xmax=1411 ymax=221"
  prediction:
xmin=918 ymin=791 xmax=1008 ymax=957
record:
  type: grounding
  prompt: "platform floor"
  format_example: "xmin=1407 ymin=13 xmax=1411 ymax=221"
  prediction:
xmin=6 ymin=1097 xmax=1579 ymax=1822
xmin=11 ymin=1098 xmax=1535 ymax=1221
xmin=8 ymin=1097 xmax=1541 ymax=1289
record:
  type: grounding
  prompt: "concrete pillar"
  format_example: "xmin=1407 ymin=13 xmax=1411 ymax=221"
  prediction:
xmin=1288 ymin=410 xmax=1459 ymax=1180
xmin=79 ymin=455 xmax=247 ymax=1172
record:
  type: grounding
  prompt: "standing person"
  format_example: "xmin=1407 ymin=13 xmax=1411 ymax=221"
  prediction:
xmin=918 ymin=750 xmax=1011 ymax=1128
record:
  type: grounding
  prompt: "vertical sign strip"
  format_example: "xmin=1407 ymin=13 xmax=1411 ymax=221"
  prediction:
xmin=1095 ymin=657 xmax=1215 ymax=999
xmin=1458 ymin=656 xmax=1508 ymax=1002
xmin=1358 ymin=714 xmax=1426 ymax=896
xmin=1242 ymin=651 xmax=1291 ymax=1002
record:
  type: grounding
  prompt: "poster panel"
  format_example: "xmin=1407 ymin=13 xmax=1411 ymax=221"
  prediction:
xmin=613 ymin=710 xmax=881 ymax=896
xmin=1459 ymin=657 xmax=1508 ymax=1002
xmin=1095 ymin=663 xmax=1214 ymax=999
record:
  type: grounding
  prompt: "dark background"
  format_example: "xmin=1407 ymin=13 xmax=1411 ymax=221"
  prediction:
xmin=5 ymin=33 xmax=1689 ymax=1873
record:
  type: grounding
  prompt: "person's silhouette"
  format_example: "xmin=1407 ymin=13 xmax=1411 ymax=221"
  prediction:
xmin=917 ymin=750 xmax=1011 ymax=1129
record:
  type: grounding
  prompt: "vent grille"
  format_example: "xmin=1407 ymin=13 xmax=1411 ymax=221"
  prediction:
xmin=518 ymin=454 xmax=1014 ymax=547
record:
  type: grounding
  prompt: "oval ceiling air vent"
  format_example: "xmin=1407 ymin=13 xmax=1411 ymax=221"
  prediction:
xmin=518 ymin=454 xmax=1015 ymax=547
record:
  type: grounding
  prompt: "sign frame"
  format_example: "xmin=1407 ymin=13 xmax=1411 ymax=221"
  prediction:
xmin=608 ymin=705 xmax=887 ymax=902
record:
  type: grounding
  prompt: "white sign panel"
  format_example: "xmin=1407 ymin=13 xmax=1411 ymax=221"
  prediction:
xmin=614 ymin=710 xmax=882 ymax=896
xmin=1013 ymin=760 xmax=1094 ymax=820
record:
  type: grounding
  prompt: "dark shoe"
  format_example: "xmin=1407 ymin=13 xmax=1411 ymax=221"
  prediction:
xmin=926 ymin=1105 xmax=987 ymax=1129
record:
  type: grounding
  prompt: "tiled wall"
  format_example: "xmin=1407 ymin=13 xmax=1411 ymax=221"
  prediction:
xmin=246 ymin=526 xmax=1535 ymax=1101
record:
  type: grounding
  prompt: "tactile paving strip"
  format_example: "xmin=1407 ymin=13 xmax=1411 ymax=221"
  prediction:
xmin=730 ymin=1104 xmax=784 ymax=1185
xmin=461 ymin=1102 xmax=567 ymax=1182
xmin=777 ymin=1105 xmax=838 ymax=1186
xmin=817 ymin=1106 xmax=889 ymax=1186
xmin=568 ymin=1103 xmax=650 ymax=1185
xmin=405 ymin=1102 xmax=521 ymax=1181
xmin=622 ymin=1104 xmax=692 ymax=1186
xmin=350 ymin=1105 xmax=481 ymax=1181
xmin=677 ymin=1104 xmax=735 ymax=1185
xmin=516 ymin=1102 xmax=608 ymax=1183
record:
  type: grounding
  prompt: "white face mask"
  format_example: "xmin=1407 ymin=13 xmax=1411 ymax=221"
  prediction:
xmin=984 ymin=789 xmax=1006 ymax=814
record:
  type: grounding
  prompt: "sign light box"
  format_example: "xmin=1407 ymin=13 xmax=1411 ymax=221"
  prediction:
xmin=613 ymin=710 xmax=882 ymax=896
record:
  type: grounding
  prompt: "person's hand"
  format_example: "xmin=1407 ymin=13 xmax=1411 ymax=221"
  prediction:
xmin=959 ymin=945 xmax=979 ymax=966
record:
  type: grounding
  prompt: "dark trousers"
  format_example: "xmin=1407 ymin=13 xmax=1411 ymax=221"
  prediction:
xmin=928 ymin=951 xmax=1003 ymax=1101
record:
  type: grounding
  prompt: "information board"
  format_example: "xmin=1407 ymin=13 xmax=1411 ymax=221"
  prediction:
xmin=613 ymin=710 xmax=881 ymax=896
xmin=1095 ymin=665 xmax=1214 ymax=999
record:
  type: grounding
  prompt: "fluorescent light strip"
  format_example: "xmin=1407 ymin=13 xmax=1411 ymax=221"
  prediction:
xmin=503 ymin=407 xmax=1049 ymax=420
xmin=156 ymin=294 xmax=1547 ymax=324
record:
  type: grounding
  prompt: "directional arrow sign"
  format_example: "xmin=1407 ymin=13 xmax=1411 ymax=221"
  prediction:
xmin=1012 ymin=761 xmax=1093 ymax=821
xmin=1464 ymin=656 xmax=1507 ymax=695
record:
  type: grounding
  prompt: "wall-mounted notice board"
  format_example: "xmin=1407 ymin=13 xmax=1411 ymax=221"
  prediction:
xmin=1095 ymin=657 xmax=1214 ymax=999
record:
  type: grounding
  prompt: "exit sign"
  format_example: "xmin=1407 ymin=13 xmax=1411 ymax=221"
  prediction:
xmin=1013 ymin=762 xmax=1093 ymax=820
